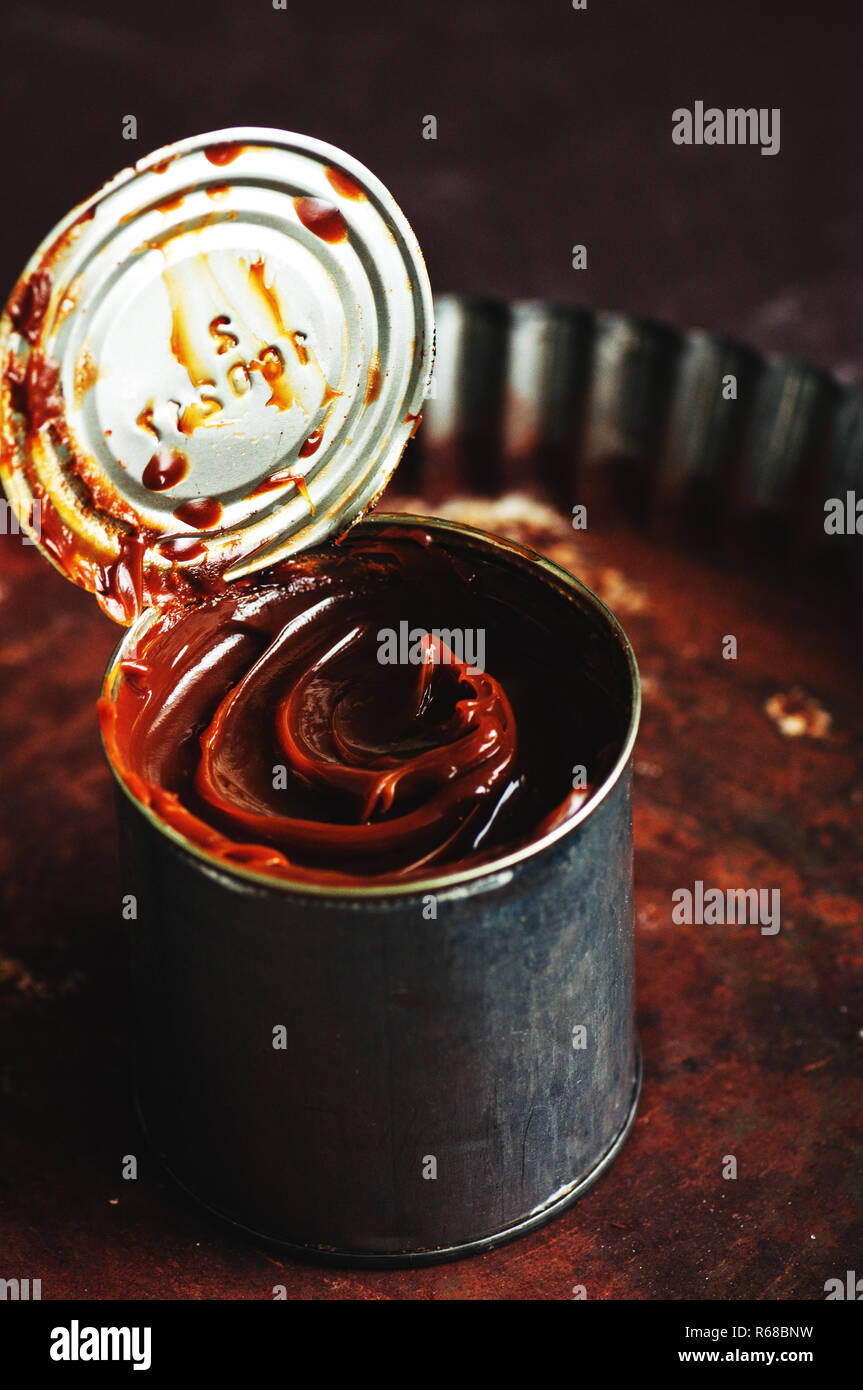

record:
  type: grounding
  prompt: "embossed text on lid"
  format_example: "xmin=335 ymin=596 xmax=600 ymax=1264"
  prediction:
xmin=0 ymin=128 xmax=434 ymax=622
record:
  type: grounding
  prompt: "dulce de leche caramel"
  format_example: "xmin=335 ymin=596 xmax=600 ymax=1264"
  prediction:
xmin=99 ymin=525 xmax=623 ymax=887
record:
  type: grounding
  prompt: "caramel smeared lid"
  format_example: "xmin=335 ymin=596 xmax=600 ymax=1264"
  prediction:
xmin=0 ymin=128 xmax=434 ymax=623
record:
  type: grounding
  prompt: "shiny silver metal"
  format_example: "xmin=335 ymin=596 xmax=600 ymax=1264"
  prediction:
xmin=104 ymin=513 xmax=642 ymax=1265
xmin=0 ymin=128 xmax=433 ymax=593
xmin=419 ymin=295 xmax=861 ymax=578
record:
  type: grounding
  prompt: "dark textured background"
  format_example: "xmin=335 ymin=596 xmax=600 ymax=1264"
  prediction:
xmin=1 ymin=0 xmax=861 ymax=1300
xmin=3 ymin=0 xmax=863 ymax=377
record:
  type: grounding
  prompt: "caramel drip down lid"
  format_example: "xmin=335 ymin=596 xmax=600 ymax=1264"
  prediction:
xmin=0 ymin=128 xmax=434 ymax=623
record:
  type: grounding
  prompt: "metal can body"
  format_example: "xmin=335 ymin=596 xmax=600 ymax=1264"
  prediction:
xmin=106 ymin=516 xmax=641 ymax=1265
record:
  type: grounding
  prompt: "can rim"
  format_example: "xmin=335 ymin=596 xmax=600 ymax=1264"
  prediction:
xmin=101 ymin=511 xmax=641 ymax=900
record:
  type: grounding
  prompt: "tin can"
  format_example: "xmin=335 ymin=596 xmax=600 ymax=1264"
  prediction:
xmin=2 ymin=128 xmax=641 ymax=1264
xmin=103 ymin=510 xmax=641 ymax=1265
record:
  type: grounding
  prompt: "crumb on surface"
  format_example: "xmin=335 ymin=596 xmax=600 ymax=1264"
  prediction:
xmin=764 ymin=687 xmax=832 ymax=740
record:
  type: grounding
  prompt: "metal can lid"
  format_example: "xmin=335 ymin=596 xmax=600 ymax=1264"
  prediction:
xmin=0 ymin=128 xmax=434 ymax=623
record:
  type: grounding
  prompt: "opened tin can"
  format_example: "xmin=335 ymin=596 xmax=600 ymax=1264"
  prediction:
xmin=1 ymin=129 xmax=641 ymax=1264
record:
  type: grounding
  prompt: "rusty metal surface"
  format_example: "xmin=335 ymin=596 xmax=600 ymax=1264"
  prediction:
xmin=0 ymin=0 xmax=861 ymax=1303
xmin=1 ymin=485 xmax=860 ymax=1299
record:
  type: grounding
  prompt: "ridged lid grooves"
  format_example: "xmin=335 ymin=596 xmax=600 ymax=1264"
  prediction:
xmin=0 ymin=128 xmax=434 ymax=623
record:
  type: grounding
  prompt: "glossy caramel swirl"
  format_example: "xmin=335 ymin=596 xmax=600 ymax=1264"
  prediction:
xmin=100 ymin=525 xmax=621 ymax=885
